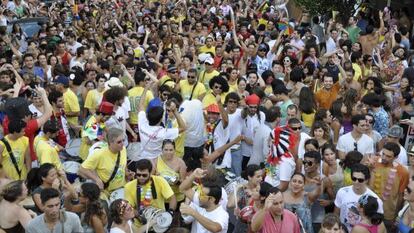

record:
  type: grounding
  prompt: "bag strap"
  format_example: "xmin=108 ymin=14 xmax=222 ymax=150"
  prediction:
xmin=1 ymin=138 xmax=21 ymax=178
xmin=104 ymin=151 xmax=121 ymax=189
xmin=188 ymin=82 xmax=198 ymax=101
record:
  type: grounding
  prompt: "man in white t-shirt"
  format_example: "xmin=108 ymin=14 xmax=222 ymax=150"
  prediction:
xmin=334 ymin=163 xmax=383 ymax=232
xmin=337 ymin=114 xmax=374 ymax=160
xmin=137 ymin=87 xmax=185 ymax=161
xmin=181 ymin=184 xmax=229 ymax=233
xmin=225 ymin=93 xmax=244 ymax=176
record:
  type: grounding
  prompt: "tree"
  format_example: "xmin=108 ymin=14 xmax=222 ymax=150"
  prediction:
xmin=294 ymin=0 xmax=358 ymax=21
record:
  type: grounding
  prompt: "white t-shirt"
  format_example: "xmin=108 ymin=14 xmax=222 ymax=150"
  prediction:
xmin=326 ymin=37 xmax=337 ymax=53
xmin=227 ymin=108 xmax=243 ymax=150
xmin=298 ymin=132 xmax=312 ymax=160
xmin=249 ymin=123 xmax=271 ymax=166
xmin=180 ymin=100 xmax=205 ymax=148
xmin=241 ymin=111 xmax=265 ymax=157
xmin=264 ymin=156 xmax=296 ymax=187
xmin=110 ymin=220 xmax=133 ymax=233
xmin=138 ymin=111 xmax=179 ymax=159
xmin=334 ymin=186 xmax=384 ymax=232
xmin=183 ymin=203 xmax=229 ymax=233
xmin=207 ymin=120 xmax=231 ymax=169
xmin=67 ymin=41 xmax=82 ymax=55
xmin=336 ymin=133 xmax=374 ymax=156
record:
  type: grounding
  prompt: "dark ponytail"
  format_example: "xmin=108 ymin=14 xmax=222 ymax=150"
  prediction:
xmin=26 ymin=163 xmax=56 ymax=193
xmin=359 ymin=195 xmax=384 ymax=225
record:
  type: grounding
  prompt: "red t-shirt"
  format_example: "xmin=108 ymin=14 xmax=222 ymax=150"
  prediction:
xmin=3 ymin=117 xmax=39 ymax=161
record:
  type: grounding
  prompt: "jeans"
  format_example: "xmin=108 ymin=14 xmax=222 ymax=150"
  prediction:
xmin=231 ymin=148 xmax=242 ymax=177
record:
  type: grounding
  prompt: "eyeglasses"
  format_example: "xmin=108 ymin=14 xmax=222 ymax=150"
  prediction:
xmin=351 ymin=176 xmax=365 ymax=183
xmin=407 ymin=187 xmax=412 ymax=194
xmin=303 ymin=160 xmax=314 ymax=166
xmin=291 ymin=126 xmax=302 ymax=131
xmin=136 ymin=173 xmax=149 ymax=178
xmin=354 ymin=142 xmax=358 ymax=151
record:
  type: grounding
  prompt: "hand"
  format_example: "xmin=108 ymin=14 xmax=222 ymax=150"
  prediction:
xmin=191 ymin=168 xmax=207 ymax=179
xmin=35 ymin=85 xmax=47 ymax=96
xmin=168 ymin=101 xmax=177 ymax=113
xmin=400 ymin=119 xmax=413 ymax=126
xmin=333 ymin=57 xmax=341 ymax=66
xmin=379 ymin=10 xmax=383 ymax=19
xmin=264 ymin=194 xmax=276 ymax=210
xmin=131 ymin=132 xmax=138 ymax=142
xmin=57 ymin=169 xmax=66 ymax=178
xmin=27 ymin=209 xmax=37 ymax=218
xmin=95 ymin=179 xmax=104 ymax=190
xmin=234 ymin=207 xmax=241 ymax=218
xmin=180 ymin=203 xmax=195 ymax=216
xmin=52 ymin=178 xmax=61 ymax=190
xmin=318 ymin=199 xmax=331 ymax=207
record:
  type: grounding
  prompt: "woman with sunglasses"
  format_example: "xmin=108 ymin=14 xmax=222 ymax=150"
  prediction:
xmin=352 ymin=195 xmax=386 ymax=233
xmin=64 ymin=183 xmax=107 ymax=233
xmin=397 ymin=178 xmax=414 ymax=233
xmin=109 ymin=199 xmax=155 ymax=233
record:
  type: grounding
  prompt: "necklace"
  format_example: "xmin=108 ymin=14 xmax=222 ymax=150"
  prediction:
xmin=372 ymin=162 xmax=397 ymax=201
xmin=139 ymin=182 xmax=152 ymax=208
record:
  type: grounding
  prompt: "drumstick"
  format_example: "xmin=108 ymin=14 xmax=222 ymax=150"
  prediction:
xmin=233 ymin=183 xmax=238 ymax=210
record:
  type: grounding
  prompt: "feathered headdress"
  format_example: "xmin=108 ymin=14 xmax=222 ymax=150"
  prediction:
xmin=267 ymin=126 xmax=297 ymax=165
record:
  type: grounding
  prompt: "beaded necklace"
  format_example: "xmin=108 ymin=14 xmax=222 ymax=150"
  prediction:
xmin=139 ymin=182 xmax=153 ymax=209
xmin=372 ymin=161 xmax=398 ymax=201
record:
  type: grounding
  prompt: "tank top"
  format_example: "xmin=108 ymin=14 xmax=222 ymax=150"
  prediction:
xmin=156 ymin=157 xmax=184 ymax=201
xmin=284 ymin=193 xmax=314 ymax=233
xmin=328 ymin=160 xmax=344 ymax=195
xmin=355 ymin=223 xmax=379 ymax=233
xmin=1 ymin=221 xmax=25 ymax=233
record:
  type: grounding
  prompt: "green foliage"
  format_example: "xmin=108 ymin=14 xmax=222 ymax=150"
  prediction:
xmin=294 ymin=0 xmax=357 ymax=20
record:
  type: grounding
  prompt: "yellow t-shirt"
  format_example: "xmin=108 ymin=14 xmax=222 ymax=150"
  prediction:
xmin=128 ymin=86 xmax=154 ymax=125
xmin=198 ymin=70 xmax=220 ymax=90
xmin=124 ymin=176 xmax=174 ymax=210
xmin=0 ymin=135 xmax=29 ymax=180
xmin=198 ymin=45 xmax=216 ymax=56
xmin=179 ymin=80 xmax=206 ymax=101
xmin=84 ymin=89 xmax=105 ymax=112
xmin=202 ymin=92 xmax=227 ymax=108
xmin=301 ymin=112 xmax=315 ymax=128
xmin=81 ymin=147 xmax=127 ymax=192
xmin=170 ymin=15 xmax=186 ymax=23
xmin=156 ymin=157 xmax=184 ymax=201
xmin=34 ymin=135 xmax=63 ymax=170
xmin=352 ymin=63 xmax=362 ymax=81
xmin=165 ymin=118 xmax=185 ymax=158
xmin=63 ymin=89 xmax=80 ymax=126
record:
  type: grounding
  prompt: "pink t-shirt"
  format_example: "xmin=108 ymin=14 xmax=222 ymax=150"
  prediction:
xmin=258 ymin=209 xmax=301 ymax=233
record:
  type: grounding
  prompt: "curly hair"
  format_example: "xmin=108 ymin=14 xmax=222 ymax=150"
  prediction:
xmin=310 ymin=121 xmax=331 ymax=142
xmin=103 ymin=86 xmax=127 ymax=104
xmin=209 ymin=75 xmax=229 ymax=92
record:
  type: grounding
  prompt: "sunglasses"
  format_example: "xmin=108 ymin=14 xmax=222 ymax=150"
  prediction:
xmin=291 ymin=126 xmax=302 ymax=131
xmin=407 ymin=187 xmax=412 ymax=194
xmin=303 ymin=160 xmax=314 ymax=166
xmin=227 ymin=100 xmax=238 ymax=104
xmin=351 ymin=176 xmax=365 ymax=183
xmin=213 ymin=85 xmax=222 ymax=90
xmin=284 ymin=59 xmax=291 ymax=63
xmin=136 ymin=173 xmax=149 ymax=178
xmin=354 ymin=142 xmax=358 ymax=151
xmin=188 ymin=76 xmax=196 ymax=79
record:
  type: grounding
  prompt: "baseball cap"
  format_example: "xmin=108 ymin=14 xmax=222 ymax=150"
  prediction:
xmin=206 ymin=104 xmax=220 ymax=113
xmin=53 ymin=75 xmax=69 ymax=86
xmin=204 ymin=57 xmax=214 ymax=65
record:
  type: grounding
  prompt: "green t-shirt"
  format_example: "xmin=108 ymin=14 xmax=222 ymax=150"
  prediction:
xmin=346 ymin=26 xmax=361 ymax=43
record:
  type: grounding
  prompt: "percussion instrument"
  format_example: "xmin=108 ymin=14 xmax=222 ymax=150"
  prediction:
xmin=108 ymin=188 xmax=125 ymax=205
xmin=141 ymin=206 xmax=172 ymax=233
xmin=65 ymin=138 xmax=82 ymax=158
xmin=62 ymin=161 xmax=81 ymax=183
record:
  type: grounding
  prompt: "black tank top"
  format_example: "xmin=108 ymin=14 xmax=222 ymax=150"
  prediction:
xmin=1 ymin=221 xmax=25 ymax=233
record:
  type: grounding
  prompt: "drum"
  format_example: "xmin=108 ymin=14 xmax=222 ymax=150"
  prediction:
xmin=142 ymin=207 xmax=172 ymax=233
xmin=65 ymin=138 xmax=82 ymax=158
xmin=109 ymin=188 xmax=125 ymax=205
xmin=63 ymin=161 xmax=81 ymax=183
xmin=224 ymin=177 xmax=247 ymax=195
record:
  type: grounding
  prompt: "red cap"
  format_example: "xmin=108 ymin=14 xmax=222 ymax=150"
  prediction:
xmin=206 ymin=104 xmax=220 ymax=113
xmin=98 ymin=101 xmax=114 ymax=115
xmin=245 ymin=94 xmax=260 ymax=105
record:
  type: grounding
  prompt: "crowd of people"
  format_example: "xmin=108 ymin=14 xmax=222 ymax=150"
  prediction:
xmin=0 ymin=0 xmax=414 ymax=232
